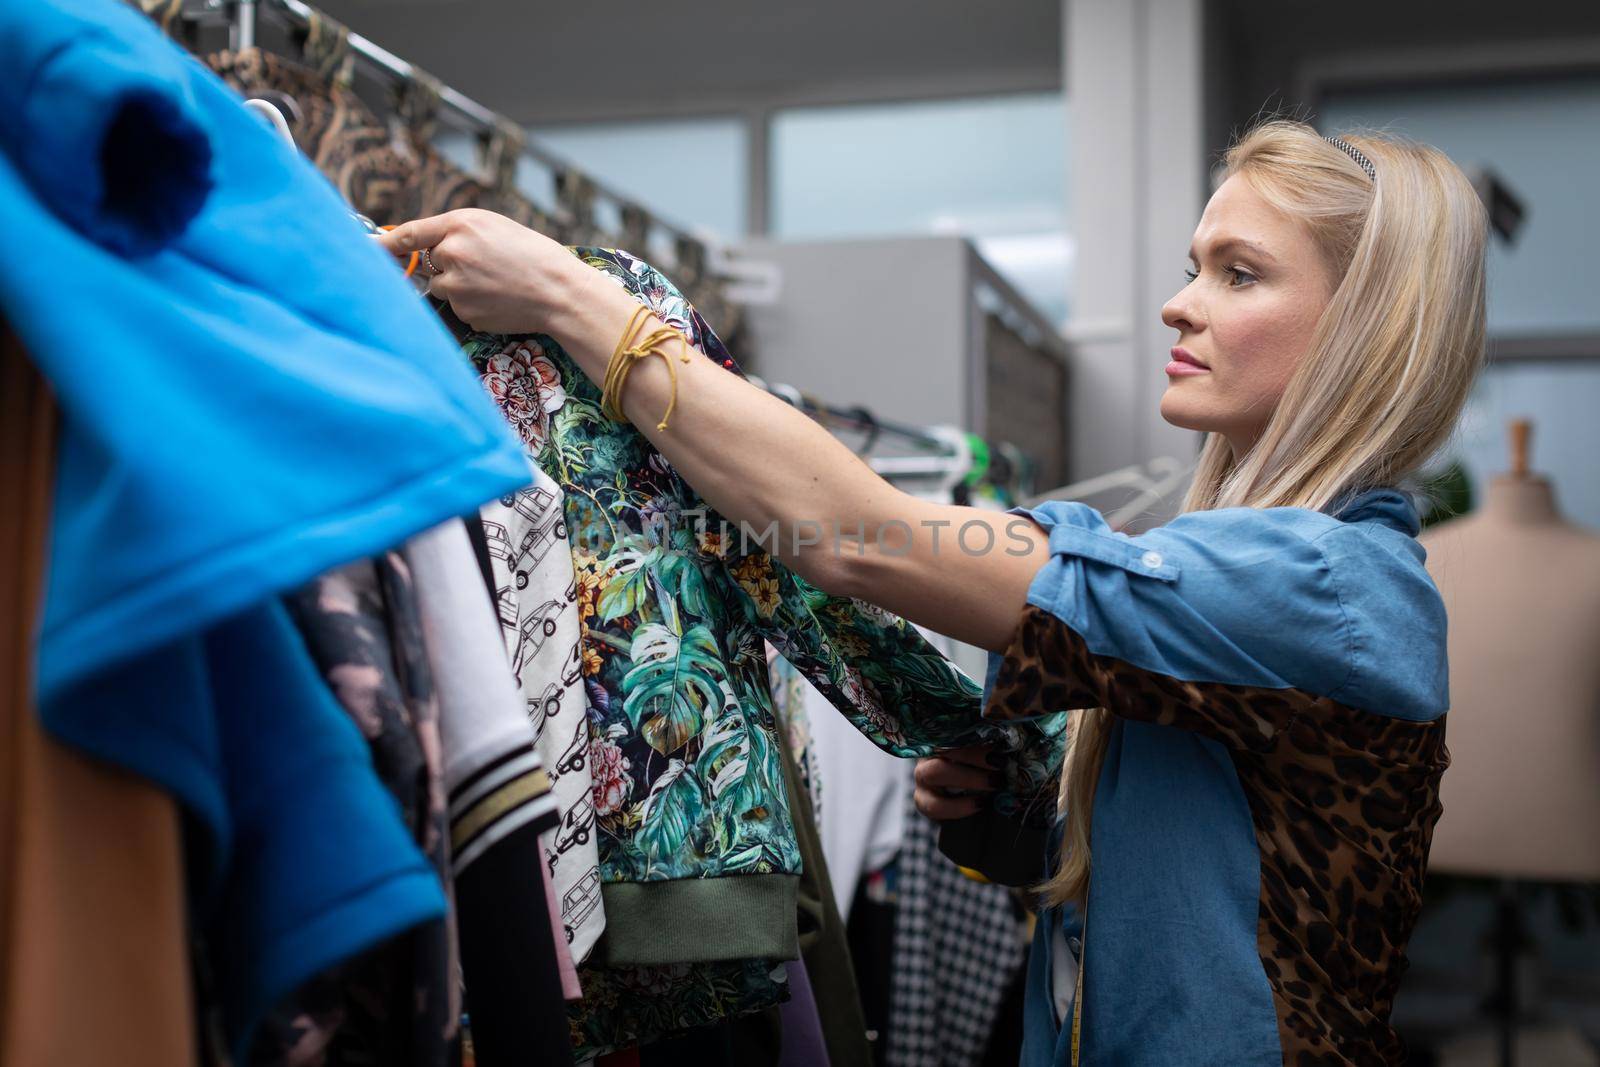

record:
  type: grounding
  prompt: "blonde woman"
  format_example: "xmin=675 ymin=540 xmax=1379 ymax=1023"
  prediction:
xmin=383 ymin=119 xmax=1486 ymax=1066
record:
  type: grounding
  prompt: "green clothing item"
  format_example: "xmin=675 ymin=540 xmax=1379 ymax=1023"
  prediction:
xmin=590 ymin=876 xmax=800 ymax=967
xmin=451 ymin=249 xmax=1065 ymax=1056
xmin=456 ymin=249 xmax=1066 ymax=966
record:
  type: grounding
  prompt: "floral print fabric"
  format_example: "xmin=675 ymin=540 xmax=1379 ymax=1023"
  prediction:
xmin=480 ymin=343 xmax=567 ymax=454
xmin=460 ymin=248 xmax=1063 ymax=888
xmin=456 ymin=248 xmax=1063 ymax=1058
xmin=768 ymin=648 xmax=823 ymax=821
xmin=568 ymin=958 xmax=789 ymax=1059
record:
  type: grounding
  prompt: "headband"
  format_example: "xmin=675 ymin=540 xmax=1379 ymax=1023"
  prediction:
xmin=1324 ymin=135 xmax=1377 ymax=181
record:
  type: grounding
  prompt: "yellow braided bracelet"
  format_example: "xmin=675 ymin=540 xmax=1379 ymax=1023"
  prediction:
xmin=601 ymin=305 xmax=694 ymax=431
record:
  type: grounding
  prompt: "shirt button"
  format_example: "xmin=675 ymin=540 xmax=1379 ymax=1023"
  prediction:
xmin=1067 ymin=936 xmax=1082 ymax=955
xmin=1141 ymin=550 xmax=1164 ymax=569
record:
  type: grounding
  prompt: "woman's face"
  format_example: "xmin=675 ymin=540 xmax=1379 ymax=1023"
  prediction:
xmin=1159 ymin=174 xmax=1335 ymax=456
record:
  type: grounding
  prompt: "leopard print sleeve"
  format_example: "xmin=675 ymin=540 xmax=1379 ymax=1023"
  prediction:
xmin=984 ymin=604 xmax=1293 ymax=753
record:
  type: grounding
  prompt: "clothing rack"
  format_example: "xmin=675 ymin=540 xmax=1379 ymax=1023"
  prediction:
xmin=751 ymin=376 xmax=949 ymax=452
xmin=208 ymin=0 xmax=779 ymax=304
xmin=180 ymin=1 xmax=1026 ymax=490
xmin=749 ymin=375 xmax=1035 ymax=497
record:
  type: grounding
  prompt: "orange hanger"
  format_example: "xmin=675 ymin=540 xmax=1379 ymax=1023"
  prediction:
xmin=379 ymin=224 xmax=420 ymax=278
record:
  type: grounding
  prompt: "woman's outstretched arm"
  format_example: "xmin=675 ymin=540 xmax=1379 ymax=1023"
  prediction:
xmin=382 ymin=209 xmax=1048 ymax=651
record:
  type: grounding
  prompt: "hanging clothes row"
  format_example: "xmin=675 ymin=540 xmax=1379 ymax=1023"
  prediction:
xmin=5 ymin=3 xmax=1066 ymax=1066
xmin=441 ymin=249 xmax=1064 ymax=1060
xmin=751 ymin=379 xmax=1040 ymax=509
xmin=1 ymin=3 xmax=534 ymax=1064
xmin=768 ymin=623 xmax=1034 ymax=1066
xmin=137 ymin=0 xmax=749 ymax=343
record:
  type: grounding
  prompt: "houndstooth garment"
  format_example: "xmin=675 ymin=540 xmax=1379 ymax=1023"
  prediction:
xmin=887 ymin=787 xmax=1028 ymax=1067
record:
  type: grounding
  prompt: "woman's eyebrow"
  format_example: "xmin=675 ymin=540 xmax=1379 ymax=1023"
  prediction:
xmin=1187 ymin=238 xmax=1278 ymax=265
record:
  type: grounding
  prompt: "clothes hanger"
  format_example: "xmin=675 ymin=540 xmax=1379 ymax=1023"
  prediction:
xmin=244 ymin=95 xmax=424 ymax=289
xmin=1029 ymin=461 xmax=1155 ymax=508
xmin=843 ymin=405 xmax=881 ymax=457
xmin=242 ymin=96 xmax=296 ymax=146
xmin=1105 ymin=457 xmax=1195 ymax=529
xmin=1028 ymin=456 xmax=1186 ymax=510
xmin=881 ymin=425 xmax=972 ymax=501
xmin=746 ymin=377 xmax=964 ymax=483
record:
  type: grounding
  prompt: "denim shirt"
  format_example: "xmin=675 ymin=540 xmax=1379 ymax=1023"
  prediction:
xmin=986 ymin=489 xmax=1450 ymax=1067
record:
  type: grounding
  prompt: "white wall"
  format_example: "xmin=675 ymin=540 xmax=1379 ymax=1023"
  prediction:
xmin=1063 ymin=0 xmax=1207 ymax=482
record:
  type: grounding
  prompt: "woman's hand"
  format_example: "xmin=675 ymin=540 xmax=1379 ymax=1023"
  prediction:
xmin=378 ymin=209 xmax=599 ymax=335
xmin=913 ymin=746 xmax=1004 ymax=822
xmin=378 ymin=211 xmax=1046 ymax=653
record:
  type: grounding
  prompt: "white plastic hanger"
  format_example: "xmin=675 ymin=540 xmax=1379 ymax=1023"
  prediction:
xmin=242 ymin=97 xmax=295 ymax=146
xmin=1028 ymin=456 xmax=1189 ymax=513
xmin=1105 ymin=458 xmax=1195 ymax=528
xmin=869 ymin=426 xmax=973 ymax=501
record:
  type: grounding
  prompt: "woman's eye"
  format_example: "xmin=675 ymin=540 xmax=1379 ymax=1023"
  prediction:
xmin=1228 ymin=267 xmax=1258 ymax=286
xmin=1183 ymin=268 xmax=1199 ymax=283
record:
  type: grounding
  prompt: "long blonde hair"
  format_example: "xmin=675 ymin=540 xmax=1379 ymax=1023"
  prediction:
xmin=1039 ymin=119 xmax=1488 ymax=908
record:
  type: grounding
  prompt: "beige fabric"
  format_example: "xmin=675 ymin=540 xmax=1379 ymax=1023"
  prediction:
xmin=1421 ymin=474 xmax=1600 ymax=881
xmin=0 ymin=324 xmax=196 ymax=1067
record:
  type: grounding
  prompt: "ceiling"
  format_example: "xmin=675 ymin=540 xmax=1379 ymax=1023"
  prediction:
xmin=299 ymin=0 xmax=1600 ymax=132
xmin=1210 ymin=0 xmax=1600 ymax=147
xmin=311 ymin=0 xmax=1063 ymax=124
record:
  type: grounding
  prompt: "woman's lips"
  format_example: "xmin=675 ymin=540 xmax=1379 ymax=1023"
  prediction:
xmin=1166 ymin=347 xmax=1209 ymax=377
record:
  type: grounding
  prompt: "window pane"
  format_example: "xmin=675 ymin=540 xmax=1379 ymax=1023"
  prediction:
xmin=772 ymin=94 xmax=1069 ymax=323
xmin=1459 ymin=359 xmax=1600 ymax=530
xmin=1322 ymin=77 xmax=1600 ymax=336
xmin=1324 ymin=78 xmax=1600 ymax=528
xmin=528 ymin=118 xmax=748 ymax=241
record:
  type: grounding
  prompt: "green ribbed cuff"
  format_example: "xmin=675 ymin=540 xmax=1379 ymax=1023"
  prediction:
xmin=592 ymin=873 xmax=800 ymax=966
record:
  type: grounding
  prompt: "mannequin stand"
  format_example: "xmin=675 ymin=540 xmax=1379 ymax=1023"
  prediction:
xmin=1487 ymin=881 xmax=1525 ymax=1067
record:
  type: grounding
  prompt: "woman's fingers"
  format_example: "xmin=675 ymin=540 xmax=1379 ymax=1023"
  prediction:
xmin=377 ymin=213 xmax=456 ymax=256
xmin=913 ymin=753 xmax=1003 ymax=824
xmin=937 ymin=744 xmax=1005 ymax=772
xmin=372 ymin=208 xmax=602 ymax=334
xmin=425 ymin=270 xmax=453 ymax=303
xmin=913 ymin=755 xmax=995 ymax=822
xmin=915 ymin=755 xmax=1002 ymax=795
xmin=914 ymin=785 xmax=984 ymax=822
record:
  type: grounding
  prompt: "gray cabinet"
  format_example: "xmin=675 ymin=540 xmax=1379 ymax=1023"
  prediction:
xmin=734 ymin=235 xmax=1071 ymax=489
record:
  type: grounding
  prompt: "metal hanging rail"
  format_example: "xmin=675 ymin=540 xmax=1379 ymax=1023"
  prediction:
xmin=748 ymin=375 xmax=954 ymax=454
xmin=207 ymin=0 xmax=1036 ymax=493
xmin=217 ymin=0 xmax=779 ymax=301
xmin=749 ymin=376 xmax=1035 ymax=493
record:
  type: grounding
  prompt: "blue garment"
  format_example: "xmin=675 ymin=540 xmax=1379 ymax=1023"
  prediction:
xmin=1012 ymin=490 xmax=1446 ymax=718
xmin=145 ymin=602 xmax=450 ymax=1045
xmin=988 ymin=489 xmax=1449 ymax=1067
xmin=1 ymin=0 xmax=530 ymax=704
xmin=3 ymin=0 xmax=531 ymax=1054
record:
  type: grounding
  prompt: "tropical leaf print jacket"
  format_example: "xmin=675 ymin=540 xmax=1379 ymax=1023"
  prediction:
xmin=457 ymin=249 xmax=1066 ymax=973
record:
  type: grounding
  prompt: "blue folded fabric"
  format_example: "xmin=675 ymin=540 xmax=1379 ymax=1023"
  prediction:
xmin=60 ymin=602 xmax=451 ymax=1050
xmin=0 ymin=0 xmax=531 ymax=704
xmin=1 ymin=0 xmax=533 ymax=1053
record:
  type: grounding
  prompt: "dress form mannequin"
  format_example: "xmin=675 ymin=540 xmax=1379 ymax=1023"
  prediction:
xmin=1421 ymin=419 xmax=1600 ymax=881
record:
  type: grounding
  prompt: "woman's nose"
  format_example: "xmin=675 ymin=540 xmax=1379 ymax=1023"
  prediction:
xmin=1162 ymin=289 xmax=1201 ymax=333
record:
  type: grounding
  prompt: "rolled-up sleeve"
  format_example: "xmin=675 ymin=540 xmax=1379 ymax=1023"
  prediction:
xmin=983 ymin=502 xmax=1355 ymax=750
